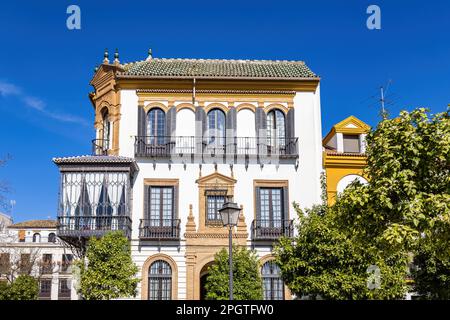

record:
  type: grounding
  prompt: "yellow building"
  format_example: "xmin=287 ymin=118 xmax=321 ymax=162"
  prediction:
xmin=323 ymin=116 xmax=370 ymax=205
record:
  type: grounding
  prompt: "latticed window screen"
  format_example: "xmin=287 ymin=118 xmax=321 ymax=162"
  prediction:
xmin=207 ymin=109 xmax=226 ymax=146
xmin=148 ymin=260 xmax=172 ymax=300
xmin=59 ymin=172 xmax=129 ymax=230
xmin=147 ymin=108 xmax=166 ymax=145
xmin=267 ymin=109 xmax=286 ymax=148
xmin=262 ymin=261 xmax=284 ymax=300
xmin=148 ymin=187 xmax=174 ymax=226
xmin=205 ymin=190 xmax=227 ymax=223
xmin=259 ymin=188 xmax=283 ymax=228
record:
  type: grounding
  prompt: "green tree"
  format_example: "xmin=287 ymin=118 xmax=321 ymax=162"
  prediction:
xmin=0 ymin=275 xmax=39 ymax=300
xmin=205 ymin=245 xmax=263 ymax=300
xmin=76 ymin=231 xmax=139 ymax=300
xmin=275 ymin=108 xmax=449 ymax=299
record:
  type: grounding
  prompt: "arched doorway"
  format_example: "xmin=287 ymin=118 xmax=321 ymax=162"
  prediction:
xmin=199 ymin=262 xmax=214 ymax=300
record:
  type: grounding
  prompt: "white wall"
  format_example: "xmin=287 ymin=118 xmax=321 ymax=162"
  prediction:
xmin=236 ymin=109 xmax=256 ymax=137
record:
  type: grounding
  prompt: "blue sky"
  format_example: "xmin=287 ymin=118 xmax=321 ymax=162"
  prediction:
xmin=0 ymin=0 xmax=449 ymax=222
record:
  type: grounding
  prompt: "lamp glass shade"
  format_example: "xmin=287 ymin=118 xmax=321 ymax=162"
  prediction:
xmin=218 ymin=202 xmax=241 ymax=226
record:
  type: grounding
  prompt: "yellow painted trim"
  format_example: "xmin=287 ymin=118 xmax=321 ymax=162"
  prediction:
xmin=235 ymin=103 xmax=257 ymax=113
xmin=265 ymin=103 xmax=289 ymax=115
xmin=204 ymin=103 xmax=228 ymax=114
xmin=176 ymin=103 xmax=195 ymax=112
xmin=141 ymin=254 xmax=178 ymax=300
xmin=143 ymin=102 xmax=169 ymax=113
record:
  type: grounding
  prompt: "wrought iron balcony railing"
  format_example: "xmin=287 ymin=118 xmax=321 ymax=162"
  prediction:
xmin=57 ymin=216 xmax=132 ymax=239
xmin=92 ymin=139 xmax=109 ymax=155
xmin=134 ymin=136 xmax=299 ymax=159
xmin=139 ymin=219 xmax=181 ymax=240
xmin=251 ymin=219 xmax=294 ymax=240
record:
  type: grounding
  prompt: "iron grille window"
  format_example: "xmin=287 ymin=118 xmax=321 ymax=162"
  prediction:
xmin=0 ymin=253 xmax=10 ymax=274
xmin=19 ymin=254 xmax=31 ymax=274
xmin=58 ymin=279 xmax=71 ymax=299
xmin=262 ymin=261 xmax=284 ymax=300
xmin=61 ymin=254 xmax=73 ymax=273
xmin=259 ymin=188 xmax=283 ymax=228
xmin=147 ymin=108 xmax=166 ymax=145
xmin=42 ymin=254 xmax=53 ymax=274
xmin=205 ymin=190 xmax=227 ymax=225
xmin=148 ymin=260 xmax=172 ymax=300
xmin=39 ymin=279 xmax=52 ymax=299
xmin=147 ymin=186 xmax=174 ymax=227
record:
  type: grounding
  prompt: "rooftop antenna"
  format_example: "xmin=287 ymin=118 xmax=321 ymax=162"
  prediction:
xmin=379 ymin=80 xmax=392 ymax=120
xmin=10 ymin=199 xmax=16 ymax=217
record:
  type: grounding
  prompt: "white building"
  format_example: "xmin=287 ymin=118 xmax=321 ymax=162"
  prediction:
xmin=53 ymin=50 xmax=323 ymax=300
xmin=0 ymin=219 xmax=76 ymax=300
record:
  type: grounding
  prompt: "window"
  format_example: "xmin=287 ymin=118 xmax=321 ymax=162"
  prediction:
xmin=0 ymin=253 xmax=10 ymax=274
xmin=259 ymin=188 xmax=284 ymax=228
xmin=42 ymin=254 xmax=53 ymax=274
xmin=147 ymin=108 xmax=166 ymax=145
xmin=96 ymin=181 xmax=113 ymax=229
xmin=147 ymin=186 xmax=174 ymax=227
xmin=343 ymin=134 xmax=360 ymax=153
xmin=48 ymin=233 xmax=56 ymax=243
xmin=207 ymin=109 xmax=226 ymax=147
xmin=101 ymin=108 xmax=110 ymax=150
xmin=58 ymin=279 xmax=71 ymax=299
xmin=61 ymin=254 xmax=73 ymax=273
xmin=205 ymin=190 xmax=227 ymax=225
xmin=39 ymin=279 xmax=52 ymax=299
xmin=32 ymin=233 xmax=41 ymax=243
xmin=267 ymin=109 xmax=286 ymax=148
xmin=262 ymin=261 xmax=284 ymax=300
xmin=148 ymin=260 xmax=172 ymax=300
xmin=20 ymin=254 xmax=31 ymax=274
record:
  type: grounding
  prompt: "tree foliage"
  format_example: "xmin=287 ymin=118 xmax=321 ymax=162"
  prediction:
xmin=76 ymin=231 xmax=139 ymax=300
xmin=275 ymin=108 xmax=450 ymax=300
xmin=0 ymin=275 xmax=38 ymax=300
xmin=205 ymin=245 xmax=263 ymax=300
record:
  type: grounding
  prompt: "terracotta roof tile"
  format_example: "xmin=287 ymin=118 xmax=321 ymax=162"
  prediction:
xmin=9 ymin=220 xmax=57 ymax=229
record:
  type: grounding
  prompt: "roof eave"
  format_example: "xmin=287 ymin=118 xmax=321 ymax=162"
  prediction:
xmin=115 ymin=74 xmax=321 ymax=81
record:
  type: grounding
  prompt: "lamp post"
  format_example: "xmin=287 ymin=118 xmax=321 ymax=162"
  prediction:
xmin=218 ymin=201 xmax=241 ymax=301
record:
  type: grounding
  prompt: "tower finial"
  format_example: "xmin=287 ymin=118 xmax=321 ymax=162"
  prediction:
xmin=103 ymin=48 xmax=109 ymax=64
xmin=114 ymin=48 xmax=120 ymax=65
xmin=146 ymin=48 xmax=153 ymax=61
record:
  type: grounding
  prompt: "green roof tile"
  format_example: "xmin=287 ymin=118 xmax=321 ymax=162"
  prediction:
xmin=118 ymin=58 xmax=318 ymax=80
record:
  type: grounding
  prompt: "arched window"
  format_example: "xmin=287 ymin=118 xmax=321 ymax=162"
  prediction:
xmin=148 ymin=260 xmax=172 ymax=300
xmin=261 ymin=261 xmax=284 ymax=300
xmin=147 ymin=108 xmax=166 ymax=145
xmin=207 ymin=109 xmax=226 ymax=147
xmin=48 ymin=233 xmax=56 ymax=243
xmin=101 ymin=108 xmax=111 ymax=150
xmin=267 ymin=109 xmax=286 ymax=149
xmin=32 ymin=233 xmax=41 ymax=243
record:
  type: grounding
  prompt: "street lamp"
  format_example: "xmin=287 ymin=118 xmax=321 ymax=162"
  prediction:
xmin=218 ymin=201 xmax=241 ymax=301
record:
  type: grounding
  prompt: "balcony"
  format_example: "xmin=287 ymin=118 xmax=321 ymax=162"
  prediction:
xmin=139 ymin=219 xmax=181 ymax=240
xmin=57 ymin=216 xmax=132 ymax=239
xmin=134 ymin=136 xmax=299 ymax=160
xmin=92 ymin=139 xmax=109 ymax=155
xmin=251 ymin=219 xmax=294 ymax=240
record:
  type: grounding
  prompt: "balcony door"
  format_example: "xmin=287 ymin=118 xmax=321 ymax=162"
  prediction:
xmin=147 ymin=108 xmax=166 ymax=145
xmin=256 ymin=186 xmax=289 ymax=238
xmin=267 ymin=109 xmax=286 ymax=154
xmin=206 ymin=109 xmax=226 ymax=154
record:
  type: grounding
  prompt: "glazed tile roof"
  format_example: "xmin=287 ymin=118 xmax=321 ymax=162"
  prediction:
xmin=9 ymin=220 xmax=57 ymax=229
xmin=53 ymin=155 xmax=136 ymax=164
xmin=118 ymin=58 xmax=318 ymax=80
